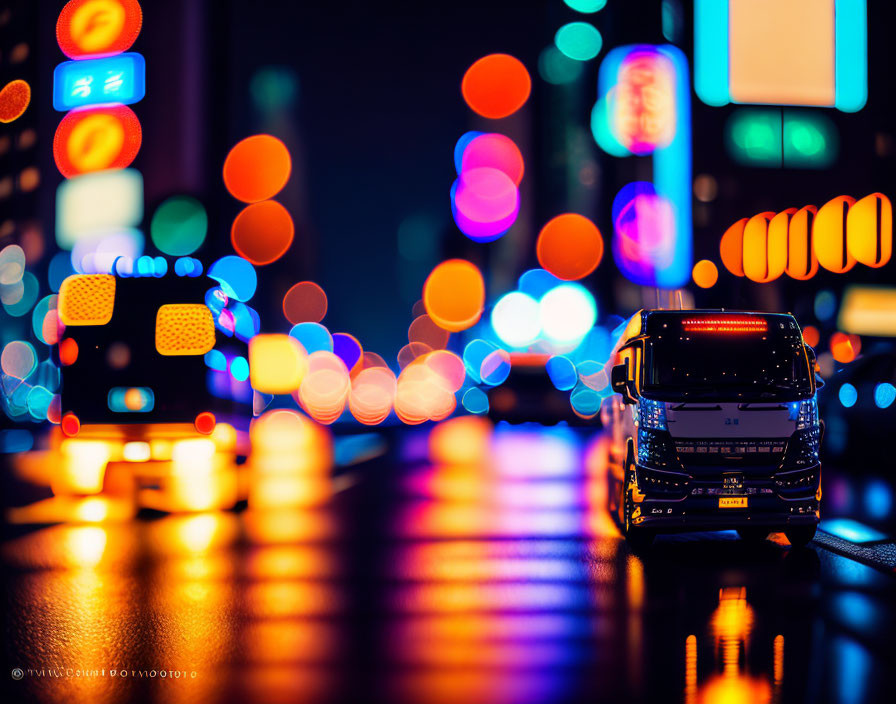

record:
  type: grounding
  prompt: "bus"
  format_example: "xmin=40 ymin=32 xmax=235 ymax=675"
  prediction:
xmin=604 ymin=309 xmax=822 ymax=549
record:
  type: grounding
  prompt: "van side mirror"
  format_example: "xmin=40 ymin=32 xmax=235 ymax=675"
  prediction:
xmin=611 ymin=360 xmax=637 ymax=405
xmin=805 ymin=345 xmax=824 ymax=389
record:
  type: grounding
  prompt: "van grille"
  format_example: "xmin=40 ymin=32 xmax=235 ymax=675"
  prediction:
xmin=673 ymin=438 xmax=787 ymax=468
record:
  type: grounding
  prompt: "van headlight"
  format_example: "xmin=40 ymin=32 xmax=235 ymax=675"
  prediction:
xmin=790 ymin=397 xmax=818 ymax=431
xmin=638 ymin=398 xmax=667 ymax=430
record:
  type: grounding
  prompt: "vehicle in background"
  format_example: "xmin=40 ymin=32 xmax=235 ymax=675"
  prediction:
xmin=604 ymin=309 xmax=823 ymax=549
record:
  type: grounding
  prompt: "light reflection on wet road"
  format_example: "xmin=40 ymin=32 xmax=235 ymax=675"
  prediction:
xmin=3 ymin=423 xmax=894 ymax=704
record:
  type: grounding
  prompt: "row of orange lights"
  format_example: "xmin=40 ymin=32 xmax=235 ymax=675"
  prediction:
xmin=720 ymin=193 xmax=892 ymax=282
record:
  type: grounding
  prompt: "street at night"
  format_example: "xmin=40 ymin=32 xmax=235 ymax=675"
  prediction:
xmin=2 ymin=1 xmax=895 ymax=702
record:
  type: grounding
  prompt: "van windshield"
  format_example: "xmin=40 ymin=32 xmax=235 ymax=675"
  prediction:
xmin=642 ymin=314 xmax=813 ymax=401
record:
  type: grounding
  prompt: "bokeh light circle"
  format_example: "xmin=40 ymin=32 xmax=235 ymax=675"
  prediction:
xmin=231 ymin=199 xmax=294 ymax=265
xmin=538 ymin=45 xmax=584 ymax=85
xmin=1 ymin=340 xmax=36 ymax=379
xmin=539 ymin=283 xmax=597 ymax=345
xmin=0 ymin=244 xmax=25 ymax=284
xmin=459 ymin=133 xmax=524 ymax=186
xmin=462 ymin=387 xmax=489 ymax=414
xmin=423 ymin=259 xmax=485 ymax=332
xmin=692 ymin=259 xmax=718 ymax=288
xmin=452 ymin=167 xmax=520 ymax=242
xmin=150 ymin=195 xmax=207 ymax=256
xmin=332 ymin=332 xmax=363 ymax=374
xmin=53 ymin=105 xmax=142 ymax=178
xmin=461 ymin=54 xmax=531 ymax=119
xmin=56 ymin=0 xmax=143 ymax=58
xmin=408 ymin=314 xmax=450 ymax=350
xmin=536 ymin=213 xmax=603 ymax=280
xmin=222 ymin=134 xmax=291 ymax=203
xmin=838 ymin=383 xmax=857 ymax=408
xmin=830 ymin=332 xmax=860 ymax=364
xmin=802 ymin=325 xmax=820 ymax=348
xmin=283 ymin=281 xmax=327 ymax=324
xmin=0 ymin=79 xmax=31 ymax=123
xmin=564 ymin=0 xmax=607 ymax=12
xmin=350 ymin=366 xmax=396 ymax=425
xmin=874 ymin=382 xmax=896 ymax=409
xmin=546 ymin=355 xmax=578 ymax=391
xmin=555 ymin=22 xmax=603 ymax=62
xmin=491 ymin=291 xmax=540 ymax=348
xmin=208 ymin=256 xmax=257 ymax=302
xmin=289 ymin=322 xmax=333 ymax=354
xmin=297 ymin=351 xmax=350 ymax=425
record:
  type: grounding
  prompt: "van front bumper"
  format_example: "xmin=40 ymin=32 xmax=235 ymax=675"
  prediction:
xmin=630 ymin=461 xmax=821 ymax=531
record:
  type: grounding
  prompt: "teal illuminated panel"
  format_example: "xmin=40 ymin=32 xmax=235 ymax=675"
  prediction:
xmin=726 ymin=109 xmax=782 ymax=167
xmin=783 ymin=111 xmax=838 ymax=168
xmin=694 ymin=0 xmax=729 ymax=107
xmin=726 ymin=108 xmax=838 ymax=168
xmin=835 ymin=0 xmax=868 ymax=111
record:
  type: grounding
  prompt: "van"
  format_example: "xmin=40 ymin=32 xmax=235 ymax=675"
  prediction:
xmin=604 ymin=309 xmax=823 ymax=549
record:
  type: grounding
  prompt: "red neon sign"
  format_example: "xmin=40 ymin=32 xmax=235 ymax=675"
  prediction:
xmin=612 ymin=49 xmax=676 ymax=155
xmin=53 ymin=104 xmax=142 ymax=178
xmin=57 ymin=0 xmax=143 ymax=59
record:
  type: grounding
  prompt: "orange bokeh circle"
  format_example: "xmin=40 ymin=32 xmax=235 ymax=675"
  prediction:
xmin=408 ymin=313 xmax=450 ymax=350
xmin=53 ymin=105 xmax=142 ymax=178
xmin=830 ymin=332 xmax=860 ymax=364
xmin=57 ymin=0 xmax=143 ymax=59
xmin=223 ymin=134 xmax=291 ymax=203
xmin=802 ymin=325 xmax=820 ymax=348
xmin=461 ymin=54 xmax=531 ymax=119
xmin=423 ymin=259 xmax=485 ymax=333
xmin=536 ymin=213 xmax=603 ymax=281
xmin=283 ymin=281 xmax=328 ymax=325
xmin=231 ymin=200 xmax=294 ymax=265
xmin=692 ymin=259 xmax=718 ymax=288
xmin=0 ymin=79 xmax=31 ymax=124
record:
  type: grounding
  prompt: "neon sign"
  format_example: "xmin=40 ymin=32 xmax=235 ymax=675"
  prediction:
xmin=611 ymin=49 xmax=675 ymax=155
xmin=57 ymin=0 xmax=143 ymax=59
xmin=53 ymin=104 xmax=142 ymax=177
xmin=595 ymin=44 xmax=692 ymax=288
xmin=53 ymin=52 xmax=145 ymax=111
xmin=695 ymin=0 xmax=866 ymax=112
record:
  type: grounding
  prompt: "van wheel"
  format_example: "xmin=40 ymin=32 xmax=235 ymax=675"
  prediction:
xmin=736 ymin=527 xmax=769 ymax=542
xmin=785 ymin=525 xmax=817 ymax=548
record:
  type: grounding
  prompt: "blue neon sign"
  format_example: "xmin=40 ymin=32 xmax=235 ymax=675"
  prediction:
xmin=595 ymin=44 xmax=692 ymax=289
xmin=53 ymin=53 xmax=146 ymax=112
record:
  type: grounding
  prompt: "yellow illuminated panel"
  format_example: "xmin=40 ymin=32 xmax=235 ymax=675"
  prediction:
xmin=719 ymin=497 xmax=748 ymax=508
xmin=155 ymin=304 xmax=215 ymax=356
xmin=729 ymin=0 xmax=835 ymax=106
xmin=249 ymin=334 xmax=308 ymax=394
xmin=838 ymin=286 xmax=896 ymax=336
xmin=58 ymin=274 xmax=116 ymax=326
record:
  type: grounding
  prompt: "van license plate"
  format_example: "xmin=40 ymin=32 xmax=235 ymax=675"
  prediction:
xmin=719 ymin=497 xmax=748 ymax=508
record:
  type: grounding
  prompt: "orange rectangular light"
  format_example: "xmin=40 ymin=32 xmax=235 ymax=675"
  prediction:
xmin=155 ymin=304 xmax=215 ymax=355
xmin=729 ymin=0 xmax=836 ymax=106
xmin=58 ymin=274 xmax=116 ymax=326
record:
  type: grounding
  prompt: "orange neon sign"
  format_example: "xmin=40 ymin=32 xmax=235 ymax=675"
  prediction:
xmin=53 ymin=104 xmax=142 ymax=178
xmin=611 ymin=49 xmax=676 ymax=155
xmin=57 ymin=0 xmax=143 ymax=59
